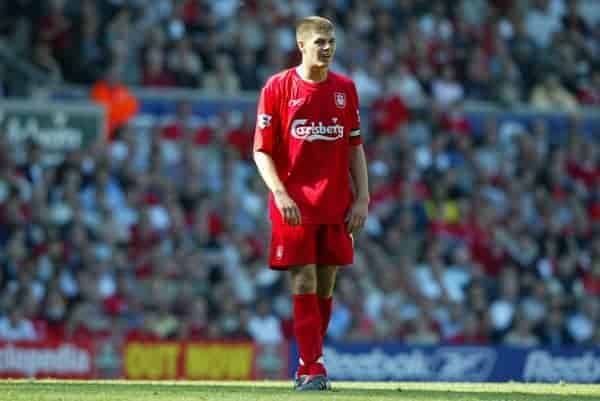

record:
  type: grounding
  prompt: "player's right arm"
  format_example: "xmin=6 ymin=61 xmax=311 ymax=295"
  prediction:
xmin=253 ymin=78 xmax=301 ymax=226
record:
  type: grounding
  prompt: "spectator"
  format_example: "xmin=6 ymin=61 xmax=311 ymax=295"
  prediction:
xmin=203 ymin=54 xmax=241 ymax=94
xmin=490 ymin=38 xmax=524 ymax=104
xmin=90 ymin=63 xmax=139 ymax=141
xmin=38 ymin=0 xmax=72 ymax=63
xmin=0 ymin=65 xmax=5 ymax=97
xmin=167 ymin=37 xmax=202 ymax=87
xmin=161 ymin=101 xmax=197 ymax=141
xmin=370 ymin=79 xmax=411 ymax=137
xmin=63 ymin=0 xmax=104 ymax=83
xmin=447 ymin=312 xmax=489 ymax=344
xmin=179 ymin=298 xmax=209 ymax=340
xmin=41 ymin=285 xmax=68 ymax=339
xmin=147 ymin=302 xmax=179 ymax=340
xmin=525 ymin=0 xmax=564 ymax=49
xmin=235 ymin=45 xmax=261 ymax=91
xmin=404 ymin=316 xmax=440 ymax=345
xmin=348 ymin=62 xmax=382 ymax=101
xmin=218 ymin=296 xmax=251 ymax=340
xmin=30 ymin=40 xmax=62 ymax=84
xmin=387 ymin=63 xmax=428 ymax=108
xmin=509 ymin=17 xmax=539 ymax=92
xmin=577 ymin=69 xmax=600 ymax=105
xmin=142 ymin=46 xmax=176 ymax=87
xmin=489 ymin=267 xmax=520 ymax=336
xmin=583 ymin=259 xmax=600 ymax=296
xmin=0 ymin=305 xmax=38 ymax=341
xmin=536 ymin=302 xmax=574 ymax=346
xmin=567 ymin=298 xmax=599 ymax=344
xmin=503 ymin=313 xmax=540 ymax=347
xmin=466 ymin=46 xmax=492 ymax=100
xmin=247 ymin=298 xmax=283 ymax=346
xmin=530 ymin=74 xmax=578 ymax=110
xmin=432 ymin=65 xmax=465 ymax=108
xmin=563 ymin=0 xmax=590 ymax=35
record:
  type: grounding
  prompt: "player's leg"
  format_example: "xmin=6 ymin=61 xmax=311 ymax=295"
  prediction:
xmin=295 ymin=266 xmax=339 ymax=392
xmin=298 ymin=224 xmax=352 ymax=391
xmin=298 ymin=264 xmax=336 ymax=391
xmin=268 ymin=220 xmax=325 ymax=389
xmin=290 ymin=264 xmax=333 ymax=391
xmin=290 ymin=264 xmax=323 ymax=379
xmin=316 ymin=224 xmax=353 ymax=346
xmin=316 ymin=265 xmax=337 ymax=338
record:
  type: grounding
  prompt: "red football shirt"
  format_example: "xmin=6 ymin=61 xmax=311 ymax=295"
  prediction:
xmin=254 ymin=67 xmax=362 ymax=224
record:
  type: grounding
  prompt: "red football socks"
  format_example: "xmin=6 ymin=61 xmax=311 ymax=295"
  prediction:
xmin=293 ymin=294 xmax=326 ymax=376
xmin=318 ymin=296 xmax=333 ymax=338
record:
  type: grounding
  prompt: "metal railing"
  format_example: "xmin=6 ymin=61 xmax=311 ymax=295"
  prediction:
xmin=50 ymin=83 xmax=600 ymax=119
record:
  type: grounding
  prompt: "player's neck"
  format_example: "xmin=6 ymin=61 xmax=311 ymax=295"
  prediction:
xmin=297 ymin=64 xmax=329 ymax=83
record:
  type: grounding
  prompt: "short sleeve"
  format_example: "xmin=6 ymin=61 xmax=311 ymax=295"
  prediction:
xmin=254 ymin=81 xmax=279 ymax=154
xmin=348 ymin=82 xmax=362 ymax=146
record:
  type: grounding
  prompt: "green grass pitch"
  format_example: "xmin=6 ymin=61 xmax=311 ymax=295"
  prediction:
xmin=0 ymin=380 xmax=599 ymax=401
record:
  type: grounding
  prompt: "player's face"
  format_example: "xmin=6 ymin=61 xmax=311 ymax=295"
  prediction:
xmin=300 ymin=30 xmax=336 ymax=68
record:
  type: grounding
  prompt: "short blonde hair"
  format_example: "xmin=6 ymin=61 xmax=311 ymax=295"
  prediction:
xmin=296 ymin=16 xmax=334 ymax=40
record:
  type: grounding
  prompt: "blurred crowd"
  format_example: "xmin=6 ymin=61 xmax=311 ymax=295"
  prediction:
xmin=1 ymin=0 xmax=599 ymax=107
xmin=0 ymin=0 xmax=599 ymax=349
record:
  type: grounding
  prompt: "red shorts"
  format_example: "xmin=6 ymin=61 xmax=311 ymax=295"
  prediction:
xmin=269 ymin=221 xmax=354 ymax=269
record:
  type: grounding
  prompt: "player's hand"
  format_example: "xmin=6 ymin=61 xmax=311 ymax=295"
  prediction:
xmin=273 ymin=189 xmax=301 ymax=226
xmin=345 ymin=197 xmax=369 ymax=233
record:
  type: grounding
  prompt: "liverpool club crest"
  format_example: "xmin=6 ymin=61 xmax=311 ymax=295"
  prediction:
xmin=334 ymin=92 xmax=346 ymax=108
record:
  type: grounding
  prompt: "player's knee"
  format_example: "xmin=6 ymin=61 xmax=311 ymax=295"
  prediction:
xmin=317 ymin=282 xmax=335 ymax=298
xmin=290 ymin=266 xmax=317 ymax=294
xmin=316 ymin=265 xmax=337 ymax=297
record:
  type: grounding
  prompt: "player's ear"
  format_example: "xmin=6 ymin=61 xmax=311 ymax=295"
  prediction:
xmin=296 ymin=29 xmax=309 ymax=52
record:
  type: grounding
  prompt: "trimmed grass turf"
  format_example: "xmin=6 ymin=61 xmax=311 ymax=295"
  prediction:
xmin=0 ymin=380 xmax=599 ymax=401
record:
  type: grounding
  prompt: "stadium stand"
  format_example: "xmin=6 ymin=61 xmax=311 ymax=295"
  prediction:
xmin=0 ymin=0 xmax=599 ymax=355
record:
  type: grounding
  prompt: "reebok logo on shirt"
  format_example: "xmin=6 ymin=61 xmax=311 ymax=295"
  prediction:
xmin=288 ymin=98 xmax=305 ymax=107
xmin=291 ymin=118 xmax=344 ymax=142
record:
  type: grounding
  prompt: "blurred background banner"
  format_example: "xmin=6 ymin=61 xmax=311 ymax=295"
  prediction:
xmin=291 ymin=342 xmax=600 ymax=383
xmin=0 ymin=100 xmax=104 ymax=164
xmin=0 ymin=340 xmax=95 ymax=379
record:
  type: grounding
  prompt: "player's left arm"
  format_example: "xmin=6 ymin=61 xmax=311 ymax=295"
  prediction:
xmin=345 ymin=81 xmax=369 ymax=233
xmin=346 ymin=143 xmax=369 ymax=233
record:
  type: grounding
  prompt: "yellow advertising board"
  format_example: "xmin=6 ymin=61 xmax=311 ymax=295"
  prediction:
xmin=124 ymin=341 xmax=256 ymax=380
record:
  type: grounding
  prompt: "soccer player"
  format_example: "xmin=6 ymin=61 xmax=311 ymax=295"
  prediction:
xmin=253 ymin=16 xmax=369 ymax=391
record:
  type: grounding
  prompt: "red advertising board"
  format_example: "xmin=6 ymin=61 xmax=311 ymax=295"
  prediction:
xmin=0 ymin=341 xmax=95 ymax=379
